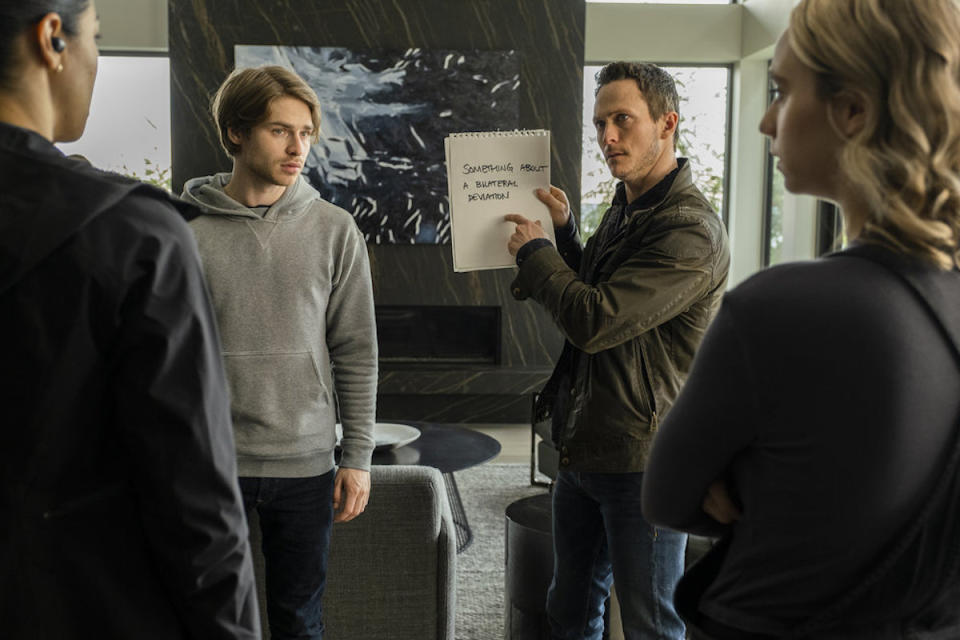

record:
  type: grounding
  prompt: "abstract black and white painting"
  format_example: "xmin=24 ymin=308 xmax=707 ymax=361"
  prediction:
xmin=235 ymin=45 xmax=520 ymax=244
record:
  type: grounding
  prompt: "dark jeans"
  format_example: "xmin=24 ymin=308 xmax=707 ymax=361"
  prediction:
xmin=240 ymin=472 xmax=335 ymax=640
xmin=547 ymin=470 xmax=686 ymax=640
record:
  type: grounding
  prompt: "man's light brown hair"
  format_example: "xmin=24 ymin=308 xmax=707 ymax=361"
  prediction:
xmin=211 ymin=65 xmax=321 ymax=157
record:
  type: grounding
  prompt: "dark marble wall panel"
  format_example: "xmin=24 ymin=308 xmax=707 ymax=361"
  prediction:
xmin=170 ymin=0 xmax=585 ymax=422
xmin=378 ymin=393 xmax=534 ymax=424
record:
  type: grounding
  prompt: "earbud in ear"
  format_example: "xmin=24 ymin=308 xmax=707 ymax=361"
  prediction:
xmin=51 ymin=37 xmax=66 ymax=53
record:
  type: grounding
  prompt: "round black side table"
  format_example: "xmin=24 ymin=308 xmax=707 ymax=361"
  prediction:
xmin=504 ymin=492 xmax=614 ymax=639
xmin=504 ymin=492 xmax=553 ymax=640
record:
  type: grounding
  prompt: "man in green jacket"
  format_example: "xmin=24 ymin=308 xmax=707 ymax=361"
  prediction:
xmin=506 ymin=62 xmax=730 ymax=639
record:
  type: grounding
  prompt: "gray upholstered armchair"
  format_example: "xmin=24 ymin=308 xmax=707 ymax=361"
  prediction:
xmin=249 ymin=465 xmax=456 ymax=639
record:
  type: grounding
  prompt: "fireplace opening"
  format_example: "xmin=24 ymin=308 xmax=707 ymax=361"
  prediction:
xmin=376 ymin=305 xmax=500 ymax=365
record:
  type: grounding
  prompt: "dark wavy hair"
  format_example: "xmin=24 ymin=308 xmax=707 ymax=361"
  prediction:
xmin=0 ymin=0 xmax=90 ymax=88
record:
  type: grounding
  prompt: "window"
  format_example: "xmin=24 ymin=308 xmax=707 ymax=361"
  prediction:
xmin=816 ymin=202 xmax=844 ymax=256
xmin=581 ymin=65 xmax=731 ymax=239
xmin=761 ymin=58 xmax=786 ymax=267
xmin=762 ymin=137 xmax=786 ymax=266
xmin=57 ymin=55 xmax=171 ymax=190
xmin=763 ymin=66 xmax=840 ymax=267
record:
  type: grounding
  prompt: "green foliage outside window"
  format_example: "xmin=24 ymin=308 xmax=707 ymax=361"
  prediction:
xmin=122 ymin=154 xmax=172 ymax=192
xmin=767 ymin=165 xmax=785 ymax=265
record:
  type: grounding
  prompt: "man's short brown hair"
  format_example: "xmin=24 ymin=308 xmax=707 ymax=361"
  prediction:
xmin=595 ymin=62 xmax=680 ymax=146
xmin=211 ymin=65 xmax=322 ymax=157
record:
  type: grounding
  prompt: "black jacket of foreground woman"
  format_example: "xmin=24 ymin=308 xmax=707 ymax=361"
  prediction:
xmin=0 ymin=122 xmax=259 ymax=639
xmin=644 ymin=241 xmax=960 ymax=639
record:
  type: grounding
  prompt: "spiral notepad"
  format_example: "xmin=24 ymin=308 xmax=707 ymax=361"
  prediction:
xmin=444 ymin=129 xmax=553 ymax=272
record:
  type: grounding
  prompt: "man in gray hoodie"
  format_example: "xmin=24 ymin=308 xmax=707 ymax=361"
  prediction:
xmin=182 ymin=65 xmax=377 ymax=640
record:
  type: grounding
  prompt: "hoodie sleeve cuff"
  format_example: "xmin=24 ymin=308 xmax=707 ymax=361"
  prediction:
xmin=338 ymin=444 xmax=374 ymax=471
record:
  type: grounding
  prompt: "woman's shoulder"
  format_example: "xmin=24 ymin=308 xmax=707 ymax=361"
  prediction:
xmin=734 ymin=252 xmax=897 ymax=297
xmin=72 ymin=180 xmax=202 ymax=266
xmin=721 ymin=252 xmax=920 ymax=333
xmin=97 ymin=182 xmax=195 ymax=238
xmin=42 ymin=154 xmax=191 ymax=231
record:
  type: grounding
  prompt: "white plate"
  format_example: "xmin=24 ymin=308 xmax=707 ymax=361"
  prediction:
xmin=336 ymin=422 xmax=421 ymax=451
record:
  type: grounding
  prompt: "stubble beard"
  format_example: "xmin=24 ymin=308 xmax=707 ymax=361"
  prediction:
xmin=612 ymin=135 xmax=661 ymax=188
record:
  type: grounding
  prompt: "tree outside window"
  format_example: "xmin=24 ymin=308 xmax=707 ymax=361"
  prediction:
xmin=58 ymin=55 xmax=172 ymax=191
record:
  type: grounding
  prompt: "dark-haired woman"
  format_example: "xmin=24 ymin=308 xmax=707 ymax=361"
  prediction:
xmin=0 ymin=2 xmax=258 ymax=637
xmin=643 ymin=0 xmax=960 ymax=638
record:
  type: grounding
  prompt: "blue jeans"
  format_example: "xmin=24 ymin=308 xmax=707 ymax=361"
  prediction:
xmin=546 ymin=471 xmax=686 ymax=640
xmin=240 ymin=472 xmax=335 ymax=640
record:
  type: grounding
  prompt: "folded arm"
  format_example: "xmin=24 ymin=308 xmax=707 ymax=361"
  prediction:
xmin=642 ymin=301 xmax=757 ymax=537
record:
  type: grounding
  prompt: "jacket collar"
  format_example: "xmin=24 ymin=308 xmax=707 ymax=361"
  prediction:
xmin=611 ymin=157 xmax=692 ymax=216
xmin=0 ymin=121 xmax=189 ymax=294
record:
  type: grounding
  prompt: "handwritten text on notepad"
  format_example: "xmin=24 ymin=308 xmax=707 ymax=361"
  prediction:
xmin=461 ymin=163 xmax=550 ymax=202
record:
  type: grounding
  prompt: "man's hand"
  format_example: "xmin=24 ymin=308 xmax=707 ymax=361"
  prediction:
xmin=505 ymin=214 xmax=547 ymax=256
xmin=333 ymin=467 xmax=370 ymax=523
xmin=701 ymin=479 xmax=742 ymax=524
xmin=535 ymin=185 xmax=571 ymax=227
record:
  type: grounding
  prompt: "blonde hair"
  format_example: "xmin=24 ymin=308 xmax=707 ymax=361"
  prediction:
xmin=790 ymin=0 xmax=960 ymax=269
xmin=211 ymin=65 xmax=321 ymax=157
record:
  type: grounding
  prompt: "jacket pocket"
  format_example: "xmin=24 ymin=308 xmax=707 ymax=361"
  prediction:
xmin=223 ymin=350 xmax=334 ymax=457
xmin=635 ymin=341 xmax=659 ymax=432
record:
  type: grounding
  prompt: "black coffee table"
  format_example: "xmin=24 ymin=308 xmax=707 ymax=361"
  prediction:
xmin=372 ymin=423 xmax=501 ymax=553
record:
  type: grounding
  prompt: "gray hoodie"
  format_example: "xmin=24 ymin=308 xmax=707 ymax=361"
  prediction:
xmin=182 ymin=173 xmax=376 ymax=477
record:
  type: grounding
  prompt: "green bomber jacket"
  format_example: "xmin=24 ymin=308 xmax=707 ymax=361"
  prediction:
xmin=512 ymin=159 xmax=730 ymax=472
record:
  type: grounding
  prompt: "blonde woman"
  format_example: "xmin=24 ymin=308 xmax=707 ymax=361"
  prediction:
xmin=643 ymin=0 xmax=960 ymax=638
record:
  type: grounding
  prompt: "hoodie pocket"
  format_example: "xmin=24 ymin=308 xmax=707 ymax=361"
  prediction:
xmin=223 ymin=351 xmax=334 ymax=457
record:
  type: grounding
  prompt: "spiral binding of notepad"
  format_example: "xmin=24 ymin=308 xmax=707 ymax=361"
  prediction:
xmin=447 ymin=129 xmax=549 ymax=138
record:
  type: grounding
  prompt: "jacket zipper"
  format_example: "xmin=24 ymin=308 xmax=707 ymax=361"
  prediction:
xmin=638 ymin=343 xmax=659 ymax=432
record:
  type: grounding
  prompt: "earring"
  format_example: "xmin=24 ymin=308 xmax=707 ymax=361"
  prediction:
xmin=56 ymin=63 xmax=63 ymax=73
